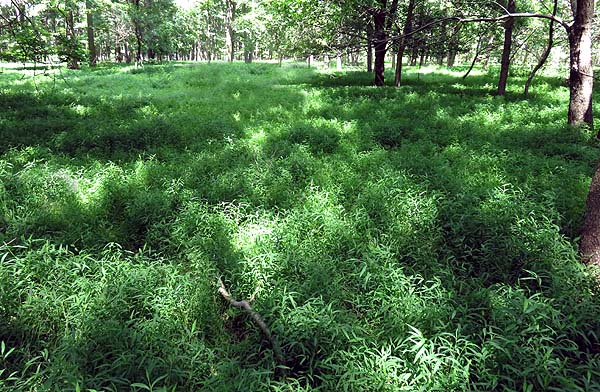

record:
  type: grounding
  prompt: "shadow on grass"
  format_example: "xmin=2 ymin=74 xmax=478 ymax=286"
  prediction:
xmin=1 ymin=63 xmax=600 ymax=390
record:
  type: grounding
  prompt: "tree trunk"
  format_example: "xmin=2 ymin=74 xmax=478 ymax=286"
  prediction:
xmin=372 ymin=0 xmax=399 ymax=86
xmin=66 ymin=9 xmax=79 ymax=69
xmin=463 ymin=35 xmax=483 ymax=79
xmin=524 ymin=0 xmax=558 ymax=96
xmin=576 ymin=0 xmax=597 ymax=266
xmin=410 ymin=45 xmax=419 ymax=66
xmin=497 ymin=0 xmax=516 ymax=95
xmin=567 ymin=0 xmax=594 ymax=129
xmin=225 ymin=0 xmax=236 ymax=62
xmin=373 ymin=8 xmax=387 ymax=86
xmin=366 ymin=23 xmax=374 ymax=72
xmin=115 ymin=43 xmax=123 ymax=62
xmin=85 ymin=0 xmax=96 ymax=66
xmin=446 ymin=49 xmax=456 ymax=66
xmin=581 ymin=165 xmax=600 ymax=266
xmin=336 ymin=54 xmax=342 ymax=70
xmin=395 ymin=0 xmax=415 ymax=86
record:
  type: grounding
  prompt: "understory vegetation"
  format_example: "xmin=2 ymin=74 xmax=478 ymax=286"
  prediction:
xmin=1 ymin=62 xmax=600 ymax=391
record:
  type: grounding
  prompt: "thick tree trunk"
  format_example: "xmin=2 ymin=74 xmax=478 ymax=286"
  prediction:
xmin=85 ymin=0 xmax=96 ymax=66
xmin=567 ymin=1 xmax=594 ymax=129
xmin=524 ymin=0 xmax=558 ymax=96
xmin=372 ymin=0 xmax=399 ymax=86
xmin=497 ymin=0 xmax=516 ymax=95
xmin=581 ymin=167 xmax=600 ymax=266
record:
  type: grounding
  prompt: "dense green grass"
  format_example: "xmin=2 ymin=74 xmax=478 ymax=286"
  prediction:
xmin=1 ymin=62 xmax=600 ymax=391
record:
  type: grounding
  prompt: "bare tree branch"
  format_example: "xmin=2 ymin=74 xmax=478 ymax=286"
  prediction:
xmin=218 ymin=278 xmax=286 ymax=378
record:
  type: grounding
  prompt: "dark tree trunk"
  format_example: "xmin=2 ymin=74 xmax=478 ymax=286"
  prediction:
xmin=410 ymin=45 xmax=419 ymax=66
xmin=366 ymin=23 xmax=373 ymax=72
xmin=116 ymin=43 xmax=123 ymax=62
xmin=524 ymin=0 xmax=558 ymax=96
xmin=372 ymin=0 xmax=399 ymax=86
xmin=574 ymin=0 xmax=596 ymax=266
xmin=85 ymin=0 xmax=96 ymax=66
xmin=463 ymin=35 xmax=483 ymax=79
xmin=582 ymin=166 xmax=600 ymax=266
xmin=66 ymin=9 xmax=79 ymax=69
xmin=373 ymin=9 xmax=387 ymax=86
xmin=395 ymin=0 xmax=415 ymax=87
xmin=497 ymin=0 xmax=516 ymax=95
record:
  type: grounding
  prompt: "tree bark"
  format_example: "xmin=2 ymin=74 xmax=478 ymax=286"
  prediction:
xmin=497 ymin=0 xmax=516 ymax=95
xmin=574 ymin=0 xmax=596 ymax=266
xmin=85 ymin=0 xmax=96 ymax=66
xmin=567 ymin=0 xmax=594 ymax=129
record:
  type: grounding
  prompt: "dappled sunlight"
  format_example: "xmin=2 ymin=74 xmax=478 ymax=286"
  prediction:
xmin=1 ymin=63 xmax=600 ymax=390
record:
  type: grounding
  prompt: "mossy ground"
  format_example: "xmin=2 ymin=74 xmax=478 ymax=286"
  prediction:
xmin=1 ymin=62 xmax=599 ymax=391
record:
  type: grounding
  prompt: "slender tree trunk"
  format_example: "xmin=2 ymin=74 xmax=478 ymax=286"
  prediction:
xmin=410 ymin=45 xmax=419 ymax=66
xmin=497 ymin=0 xmax=516 ymax=95
xmin=366 ymin=23 xmax=373 ymax=72
xmin=373 ymin=9 xmax=387 ymax=86
xmin=463 ymin=35 xmax=483 ymax=79
xmin=524 ymin=0 xmax=558 ymax=96
xmin=225 ymin=0 xmax=236 ymax=62
xmin=395 ymin=0 xmax=415 ymax=86
xmin=66 ymin=9 xmax=79 ymax=69
xmin=115 ymin=43 xmax=122 ymax=62
xmin=85 ymin=0 xmax=96 ymax=66
xmin=576 ymin=0 xmax=597 ymax=266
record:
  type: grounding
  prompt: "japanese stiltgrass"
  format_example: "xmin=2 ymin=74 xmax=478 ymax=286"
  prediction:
xmin=0 ymin=62 xmax=599 ymax=391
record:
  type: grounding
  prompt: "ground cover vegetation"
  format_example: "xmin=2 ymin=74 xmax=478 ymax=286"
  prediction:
xmin=2 ymin=0 xmax=600 ymax=390
xmin=1 ymin=61 xmax=600 ymax=391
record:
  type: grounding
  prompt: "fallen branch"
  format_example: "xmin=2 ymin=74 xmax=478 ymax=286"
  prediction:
xmin=218 ymin=278 xmax=286 ymax=378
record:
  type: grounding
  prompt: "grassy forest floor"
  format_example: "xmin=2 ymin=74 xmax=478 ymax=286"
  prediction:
xmin=1 ymin=62 xmax=600 ymax=391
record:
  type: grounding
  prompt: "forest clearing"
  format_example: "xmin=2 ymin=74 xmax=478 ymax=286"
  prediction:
xmin=1 ymin=61 xmax=599 ymax=391
xmin=2 ymin=0 xmax=600 ymax=390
